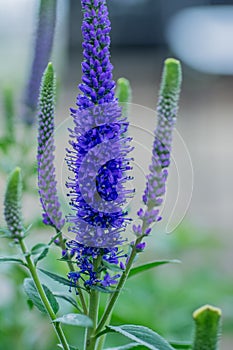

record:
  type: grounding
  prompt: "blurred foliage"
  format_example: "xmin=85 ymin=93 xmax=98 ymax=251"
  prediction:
xmin=0 ymin=223 xmax=232 ymax=349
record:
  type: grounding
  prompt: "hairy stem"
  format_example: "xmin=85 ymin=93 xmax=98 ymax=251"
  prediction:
xmin=95 ymin=237 xmax=142 ymax=336
xmin=57 ymin=231 xmax=88 ymax=314
xmin=19 ymin=238 xmax=70 ymax=350
xmin=85 ymin=256 xmax=101 ymax=350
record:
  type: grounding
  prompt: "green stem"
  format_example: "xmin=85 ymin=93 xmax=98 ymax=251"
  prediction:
xmin=58 ymin=232 xmax=88 ymax=315
xmin=19 ymin=238 xmax=70 ymax=350
xmin=95 ymin=237 xmax=142 ymax=336
xmin=85 ymin=257 xmax=101 ymax=350
xmin=96 ymin=328 xmax=108 ymax=350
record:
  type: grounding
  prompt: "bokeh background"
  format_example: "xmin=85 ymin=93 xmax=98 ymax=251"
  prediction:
xmin=0 ymin=0 xmax=233 ymax=349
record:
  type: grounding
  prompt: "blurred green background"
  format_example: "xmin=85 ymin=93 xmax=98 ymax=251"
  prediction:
xmin=0 ymin=222 xmax=232 ymax=350
xmin=1 ymin=1 xmax=233 ymax=349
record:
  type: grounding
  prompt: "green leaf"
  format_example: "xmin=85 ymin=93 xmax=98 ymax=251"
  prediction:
xmin=90 ymin=284 xmax=117 ymax=294
xmin=107 ymin=325 xmax=175 ymax=350
xmin=105 ymin=343 xmax=141 ymax=350
xmin=128 ymin=260 xmax=180 ymax=278
xmin=39 ymin=268 xmax=77 ymax=288
xmin=57 ymin=345 xmax=79 ymax=350
xmin=53 ymin=313 xmax=93 ymax=328
xmin=48 ymin=231 xmax=62 ymax=245
xmin=169 ymin=341 xmax=192 ymax=349
xmin=103 ymin=260 xmax=123 ymax=272
xmin=23 ymin=278 xmax=59 ymax=314
xmin=31 ymin=243 xmax=49 ymax=264
xmin=0 ymin=227 xmax=12 ymax=237
xmin=0 ymin=256 xmax=26 ymax=266
xmin=53 ymin=292 xmax=82 ymax=312
xmin=31 ymin=243 xmax=49 ymax=255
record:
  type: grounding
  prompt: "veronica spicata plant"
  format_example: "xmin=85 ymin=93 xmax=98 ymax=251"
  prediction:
xmin=1 ymin=0 xmax=223 ymax=350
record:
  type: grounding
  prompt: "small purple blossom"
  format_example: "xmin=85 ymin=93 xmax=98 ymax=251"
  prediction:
xmin=136 ymin=242 xmax=146 ymax=252
xmin=132 ymin=224 xmax=142 ymax=236
xmin=37 ymin=63 xmax=64 ymax=231
xmin=66 ymin=240 xmax=125 ymax=290
xmin=101 ymin=273 xmax=120 ymax=287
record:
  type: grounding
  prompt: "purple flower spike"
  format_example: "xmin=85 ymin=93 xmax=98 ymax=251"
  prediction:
xmin=139 ymin=59 xmax=182 ymax=231
xmin=66 ymin=0 xmax=134 ymax=248
xmin=37 ymin=63 xmax=64 ymax=232
xmin=23 ymin=0 xmax=57 ymax=125
xmin=77 ymin=0 xmax=115 ymax=108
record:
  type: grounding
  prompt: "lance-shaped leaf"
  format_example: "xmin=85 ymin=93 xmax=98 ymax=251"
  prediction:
xmin=53 ymin=314 xmax=93 ymax=328
xmin=4 ymin=167 xmax=24 ymax=238
xmin=24 ymin=278 xmax=59 ymax=314
xmin=107 ymin=325 xmax=175 ymax=350
xmin=192 ymin=304 xmax=222 ymax=350
xmin=128 ymin=260 xmax=180 ymax=278
xmin=39 ymin=268 xmax=79 ymax=288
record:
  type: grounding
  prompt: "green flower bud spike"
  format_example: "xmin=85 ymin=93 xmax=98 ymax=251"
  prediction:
xmin=4 ymin=167 xmax=24 ymax=238
xmin=116 ymin=77 xmax=132 ymax=117
xmin=193 ymin=304 xmax=222 ymax=350
xmin=160 ymin=58 xmax=182 ymax=99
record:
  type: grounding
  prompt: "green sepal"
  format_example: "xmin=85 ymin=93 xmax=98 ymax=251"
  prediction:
xmin=4 ymin=167 xmax=24 ymax=238
xmin=128 ymin=260 xmax=180 ymax=278
xmin=107 ymin=325 xmax=175 ymax=350
xmin=192 ymin=304 xmax=222 ymax=350
xmin=23 ymin=278 xmax=59 ymax=314
xmin=53 ymin=313 xmax=93 ymax=328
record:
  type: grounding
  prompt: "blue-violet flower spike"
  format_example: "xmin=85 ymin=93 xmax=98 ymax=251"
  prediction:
xmin=37 ymin=62 xmax=64 ymax=232
xmin=66 ymin=0 xmax=134 ymax=248
xmin=23 ymin=0 xmax=57 ymax=125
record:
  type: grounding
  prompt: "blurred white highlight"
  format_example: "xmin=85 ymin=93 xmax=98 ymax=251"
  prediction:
xmin=166 ymin=6 xmax=233 ymax=74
